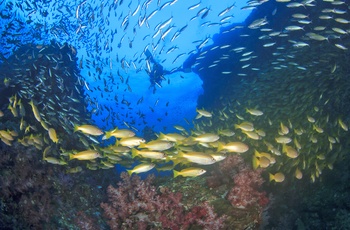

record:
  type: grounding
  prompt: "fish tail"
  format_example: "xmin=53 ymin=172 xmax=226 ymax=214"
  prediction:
xmin=69 ymin=153 xmax=74 ymax=161
xmin=282 ymin=144 xmax=286 ymax=153
xmin=173 ymin=170 xmax=180 ymax=178
xmin=158 ymin=132 xmax=166 ymax=140
xmin=73 ymin=124 xmax=79 ymax=132
xmin=217 ymin=141 xmax=224 ymax=152
xmin=252 ymin=156 xmax=259 ymax=169
xmin=104 ymin=131 xmax=111 ymax=139
xmin=126 ymin=169 xmax=133 ymax=176
xmin=131 ymin=148 xmax=138 ymax=158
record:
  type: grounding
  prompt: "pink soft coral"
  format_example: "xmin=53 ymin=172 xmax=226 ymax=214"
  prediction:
xmin=101 ymin=172 xmax=226 ymax=230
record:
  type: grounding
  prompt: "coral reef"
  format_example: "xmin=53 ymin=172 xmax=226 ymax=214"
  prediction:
xmin=0 ymin=143 xmax=108 ymax=229
xmin=0 ymin=144 xmax=55 ymax=228
xmin=206 ymin=154 xmax=269 ymax=226
xmin=101 ymin=172 xmax=227 ymax=230
xmin=228 ymin=166 xmax=269 ymax=209
xmin=208 ymin=155 xmax=269 ymax=208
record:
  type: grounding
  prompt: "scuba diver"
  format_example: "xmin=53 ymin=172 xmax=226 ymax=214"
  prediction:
xmin=144 ymin=49 xmax=170 ymax=93
xmin=144 ymin=48 xmax=195 ymax=93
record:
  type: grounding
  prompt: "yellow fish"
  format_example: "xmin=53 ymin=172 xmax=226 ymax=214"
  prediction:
xmin=275 ymin=136 xmax=292 ymax=144
xmin=74 ymin=124 xmax=104 ymax=136
xmin=178 ymin=151 xmax=216 ymax=165
xmin=174 ymin=125 xmax=186 ymax=131
xmin=338 ymin=118 xmax=348 ymax=131
xmin=48 ymin=128 xmax=59 ymax=143
xmin=218 ymin=129 xmax=235 ymax=137
xmin=103 ymin=127 xmax=135 ymax=139
xmin=313 ymin=125 xmax=324 ymax=133
xmin=69 ymin=150 xmax=101 ymax=160
xmin=217 ymin=142 xmax=249 ymax=153
xmin=283 ymin=145 xmax=299 ymax=158
xmin=234 ymin=122 xmax=254 ymax=131
xmin=173 ymin=167 xmax=206 ymax=178
xmin=295 ymin=168 xmax=303 ymax=179
xmin=193 ymin=133 xmax=220 ymax=143
xmin=4 ymin=78 xmax=10 ymax=87
xmin=158 ymin=132 xmax=186 ymax=142
xmin=156 ymin=164 xmax=175 ymax=172
xmin=41 ymin=120 xmax=49 ymax=131
xmin=195 ymin=109 xmax=212 ymax=119
xmin=293 ymin=138 xmax=302 ymax=150
xmin=18 ymin=99 xmax=25 ymax=117
xmin=7 ymin=104 xmax=18 ymax=117
xmin=118 ymin=137 xmax=145 ymax=147
xmin=127 ymin=163 xmax=155 ymax=175
xmin=254 ymin=150 xmax=275 ymax=163
xmin=242 ymin=130 xmax=260 ymax=140
xmin=1 ymin=137 xmax=12 ymax=146
xmin=0 ymin=130 xmax=14 ymax=141
xmin=255 ymin=129 xmax=266 ymax=137
xmin=246 ymin=108 xmax=263 ymax=116
xmin=44 ymin=157 xmax=67 ymax=165
xmin=252 ymin=156 xmax=270 ymax=169
xmin=109 ymin=146 xmax=131 ymax=153
xmin=29 ymin=100 xmax=41 ymax=122
xmin=131 ymin=149 xmax=166 ymax=160
xmin=210 ymin=152 xmax=227 ymax=162
xmin=280 ymin=122 xmax=289 ymax=135
xmin=269 ymin=172 xmax=285 ymax=182
xmin=307 ymin=115 xmax=315 ymax=123
xmin=139 ymin=140 xmax=174 ymax=151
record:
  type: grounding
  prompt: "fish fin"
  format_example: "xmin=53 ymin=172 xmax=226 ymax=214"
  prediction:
xmin=73 ymin=124 xmax=79 ymax=132
xmin=217 ymin=141 xmax=224 ymax=152
xmin=173 ymin=170 xmax=180 ymax=178
xmin=131 ymin=148 xmax=138 ymax=158
xmin=195 ymin=114 xmax=202 ymax=119
xmin=172 ymin=157 xmax=183 ymax=166
xmin=106 ymin=131 xmax=113 ymax=139
xmin=158 ymin=132 xmax=166 ymax=140
xmin=252 ymin=156 xmax=259 ymax=169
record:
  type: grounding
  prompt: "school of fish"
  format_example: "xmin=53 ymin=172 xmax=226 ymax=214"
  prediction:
xmin=0 ymin=0 xmax=350 ymax=183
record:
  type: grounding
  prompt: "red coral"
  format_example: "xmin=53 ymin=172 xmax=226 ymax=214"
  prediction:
xmin=101 ymin=172 xmax=226 ymax=229
xmin=206 ymin=155 xmax=269 ymax=214
xmin=186 ymin=202 xmax=227 ymax=230
xmin=227 ymin=167 xmax=269 ymax=209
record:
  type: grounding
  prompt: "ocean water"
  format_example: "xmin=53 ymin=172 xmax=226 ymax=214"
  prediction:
xmin=1 ymin=0 xmax=350 ymax=229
